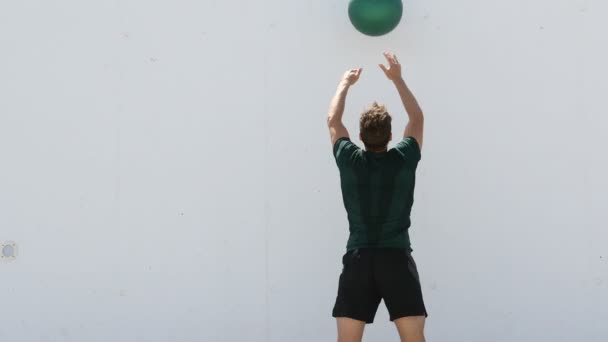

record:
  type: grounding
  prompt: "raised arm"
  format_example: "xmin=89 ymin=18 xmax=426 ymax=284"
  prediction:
xmin=379 ymin=52 xmax=424 ymax=149
xmin=327 ymin=68 xmax=362 ymax=146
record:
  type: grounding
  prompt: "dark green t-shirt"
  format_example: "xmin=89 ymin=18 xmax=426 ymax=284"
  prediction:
xmin=333 ymin=137 xmax=421 ymax=251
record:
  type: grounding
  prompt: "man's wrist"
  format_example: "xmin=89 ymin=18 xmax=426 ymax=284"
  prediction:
xmin=392 ymin=77 xmax=405 ymax=86
xmin=339 ymin=79 xmax=352 ymax=88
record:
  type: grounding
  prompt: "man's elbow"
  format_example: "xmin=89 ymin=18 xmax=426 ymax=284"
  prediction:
xmin=411 ymin=113 xmax=424 ymax=124
xmin=327 ymin=116 xmax=338 ymax=127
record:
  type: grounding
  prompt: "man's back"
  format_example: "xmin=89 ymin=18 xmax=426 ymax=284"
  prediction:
xmin=334 ymin=136 xmax=421 ymax=251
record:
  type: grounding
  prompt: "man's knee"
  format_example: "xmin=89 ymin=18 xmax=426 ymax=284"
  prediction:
xmin=400 ymin=335 xmax=425 ymax=342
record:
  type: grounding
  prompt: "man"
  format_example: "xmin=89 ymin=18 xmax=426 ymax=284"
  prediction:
xmin=327 ymin=52 xmax=427 ymax=342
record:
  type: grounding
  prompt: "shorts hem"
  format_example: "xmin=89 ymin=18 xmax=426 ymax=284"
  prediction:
xmin=332 ymin=313 xmax=374 ymax=324
xmin=389 ymin=311 xmax=428 ymax=321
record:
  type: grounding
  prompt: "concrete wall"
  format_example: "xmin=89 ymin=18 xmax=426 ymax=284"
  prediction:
xmin=1 ymin=0 xmax=607 ymax=341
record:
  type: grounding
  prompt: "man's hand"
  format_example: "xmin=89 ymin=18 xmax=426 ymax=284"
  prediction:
xmin=379 ymin=52 xmax=424 ymax=149
xmin=342 ymin=68 xmax=363 ymax=86
xmin=379 ymin=52 xmax=402 ymax=82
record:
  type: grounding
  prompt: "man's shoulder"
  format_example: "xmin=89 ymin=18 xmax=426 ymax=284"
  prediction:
xmin=334 ymin=138 xmax=363 ymax=160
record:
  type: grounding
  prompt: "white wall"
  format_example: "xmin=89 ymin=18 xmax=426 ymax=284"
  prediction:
xmin=1 ymin=0 xmax=607 ymax=341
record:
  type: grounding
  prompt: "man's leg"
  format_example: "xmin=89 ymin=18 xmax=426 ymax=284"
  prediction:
xmin=394 ymin=316 xmax=426 ymax=342
xmin=336 ymin=317 xmax=366 ymax=342
xmin=333 ymin=249 xmax=381 ymax=340
xmin=375 ymin=249 xmax=428 ymax=341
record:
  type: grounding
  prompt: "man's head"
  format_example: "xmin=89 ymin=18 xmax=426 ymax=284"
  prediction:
xmin=359 ymin=102 xmax=392 ymax=151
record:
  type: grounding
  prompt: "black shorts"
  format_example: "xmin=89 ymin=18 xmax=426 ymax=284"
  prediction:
xmin=332 ymin=248 xmax=427 ymax=324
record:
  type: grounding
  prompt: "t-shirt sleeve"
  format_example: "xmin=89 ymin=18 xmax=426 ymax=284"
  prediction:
xmin=333 ymin=137 xmax=359 ymax=168
xmin=394 ymin=137 xmax=422 ymax=164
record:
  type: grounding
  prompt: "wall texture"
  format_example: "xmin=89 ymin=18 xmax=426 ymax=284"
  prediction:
xmin=1 ymin=0 xmax=607 ymax=341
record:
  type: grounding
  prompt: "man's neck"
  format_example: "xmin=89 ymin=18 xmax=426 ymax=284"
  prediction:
xmin=366 ymin=147 xmax=388 ymax=153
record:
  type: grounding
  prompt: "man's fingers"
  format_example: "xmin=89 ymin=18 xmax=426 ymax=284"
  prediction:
xmin=383 ymin=52 xmax=393 ymax=64
xmin=383 ymin=52 xmax=400 ymax=66
xmin=379 ymin=64 xmax=389 ymax=74
xmin=384 ymin=51 xmax=398 ymax=64
xmin=389 ymin=54 xmax=398 ymax=65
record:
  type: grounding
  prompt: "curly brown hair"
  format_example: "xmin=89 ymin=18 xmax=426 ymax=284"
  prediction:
xmin=360 ymin=102 xmax=392 ymax=150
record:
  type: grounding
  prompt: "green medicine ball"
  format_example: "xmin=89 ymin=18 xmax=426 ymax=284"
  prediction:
xmin=348 ymin=0 xmax=403 ymax=36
